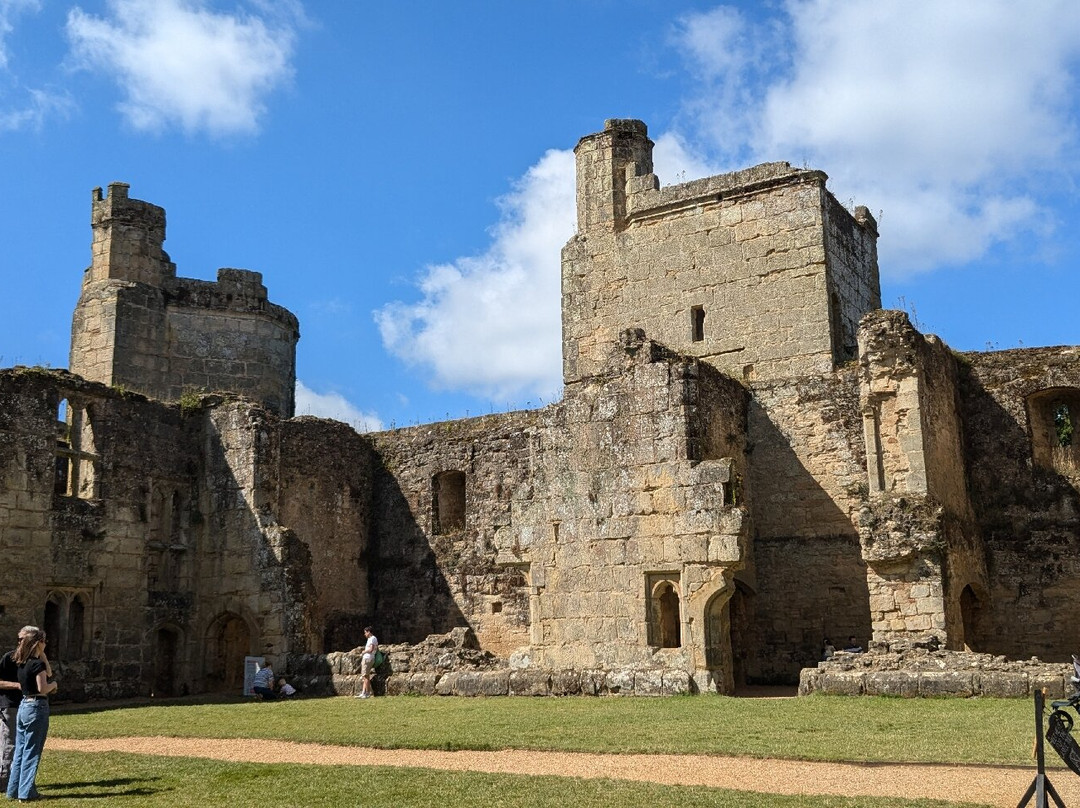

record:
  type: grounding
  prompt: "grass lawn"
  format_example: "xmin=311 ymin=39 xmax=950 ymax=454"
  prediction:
xmin=34 ymin=750 xmax=990 ymax=808
xmin=53 ymin=693 xmax=1038 ymax=765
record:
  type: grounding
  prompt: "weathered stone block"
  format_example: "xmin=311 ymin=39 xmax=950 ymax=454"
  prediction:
xmin=661 ymin=669 xmax=692 ymax=695
xmin=975 ymin=671 xmax=1027 ymax=698
xmin=477 ymin=670 xmax=510 ymax=696
xmin=551 ymin=669 xmax=582 ymax=696
xmin=865 ymin=671 xmax=918 ymax=698
xmin=634 ymin=669 xmax=664 ymax=695
xmin=818 ymin=672 xmax=864 ymax=696
xmin=918 ymin=672 xmax=973 ymax=698
xmin=604 ymin=669 xmax=634 ymax=695
xmin=509 ymin=670 xmax=552 ymax=696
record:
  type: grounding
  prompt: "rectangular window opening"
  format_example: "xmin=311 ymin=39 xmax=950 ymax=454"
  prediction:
xmin=691 ymin=306 xmax=705 ymax=343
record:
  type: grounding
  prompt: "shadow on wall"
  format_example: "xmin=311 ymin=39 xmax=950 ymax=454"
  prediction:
xmin=745 ymin=380 xmax=872 ymax=684
xmin=958 ymin=357 xmax=1080 ymax=661
xmin=368 ymin=452 xmax=470 ymax=646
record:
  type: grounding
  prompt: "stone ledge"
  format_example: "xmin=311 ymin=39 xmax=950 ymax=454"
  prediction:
xmin=799 ymin=647 xmax=1072 ymax=698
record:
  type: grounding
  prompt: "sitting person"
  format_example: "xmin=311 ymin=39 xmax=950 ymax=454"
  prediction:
xmin=822 ymin=637 xmax=835 ymax=660
xmin=252 ymin=663 xmax=276 ymax=700
xmin=276 ymin=678 xmax=296 ymax=698
xmin=843 ymin=636 xmax=863 ymax=653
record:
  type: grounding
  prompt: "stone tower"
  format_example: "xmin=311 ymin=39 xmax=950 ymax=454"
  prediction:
xmin=70 ymin=182 xmax=299 ymax=418
xmin=562 ymin=119 xmax=881 ymax=385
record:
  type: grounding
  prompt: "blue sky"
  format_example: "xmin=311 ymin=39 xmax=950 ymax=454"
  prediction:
xmin=1 ymin=0 xmax=1078 ymax=431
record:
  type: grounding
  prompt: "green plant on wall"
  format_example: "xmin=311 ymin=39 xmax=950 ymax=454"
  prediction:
xmin=1054 ymin=402 xmax=1074 ymax=447
xmin=179 ymin=388 xmax=206 ymax=415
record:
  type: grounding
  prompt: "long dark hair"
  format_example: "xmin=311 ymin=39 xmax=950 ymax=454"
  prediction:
xmin=13 ymin=628 xmax=45 ymax=665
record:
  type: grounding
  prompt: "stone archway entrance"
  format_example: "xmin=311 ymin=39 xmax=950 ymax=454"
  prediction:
xmin=206 ymin=614 xmax=250 ymax=693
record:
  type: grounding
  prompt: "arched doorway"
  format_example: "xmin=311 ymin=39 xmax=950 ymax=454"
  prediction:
xmin=206 ymin=614 xmax=250 ymax=692
xmin=703 ymin=591 xmax=730 ymax=693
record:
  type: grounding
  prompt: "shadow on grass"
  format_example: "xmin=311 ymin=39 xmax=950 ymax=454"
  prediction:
xmin=42 ymin=775 xmax=167 ymax=800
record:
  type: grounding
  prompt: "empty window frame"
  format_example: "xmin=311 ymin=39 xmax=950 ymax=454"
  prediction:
xmin=432 ymin=470 xmax=467 ymax=534
xmin=691 ymin=306 xmax=706 ymax=343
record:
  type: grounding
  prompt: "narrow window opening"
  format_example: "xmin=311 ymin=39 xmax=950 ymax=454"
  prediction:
xmin=691 ymin=306 xmax=705 ymax=342
xmin=1028 ymin=388 xmax=1080 ymax=476
xmin=54 ymin=398 xmax=72 ymax=496
xmin=658 ymin=584 xmax=681 ymax=648
xmin=1054 ymin=402 xmax=1074 ymax=448
xmin=647 ymin=574 xmax=682 ymax=649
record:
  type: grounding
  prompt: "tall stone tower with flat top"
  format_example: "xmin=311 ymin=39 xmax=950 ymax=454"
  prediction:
xmin=563 ymin=119 xmax=881 ymax=385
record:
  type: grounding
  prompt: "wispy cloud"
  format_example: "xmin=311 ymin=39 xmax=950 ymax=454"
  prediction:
xmin=66 ymin=0 xmax=302 ymax=136
xmin=0 ymin=86 xmax=73 ymax=132
xmin=0 ymin=0 xmax=73 ymax=132
xmin=375 ymin=148 xmax=575 ymax=403
xmin=294 ymin=381 xmax=382 ymax=433
xmin=0 ymin=0 xmax=40 ymax=72
xmin=672 ymin=0 xmax=1080 ymax=275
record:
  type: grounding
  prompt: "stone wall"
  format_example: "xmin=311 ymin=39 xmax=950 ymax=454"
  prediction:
xmin=368 ymin=409 xmax=540 ymax=655
xmin=800 ymin=642 xmax=1074 ymax=699
xmin=957 ymin=347 xmax=1080 ymax=660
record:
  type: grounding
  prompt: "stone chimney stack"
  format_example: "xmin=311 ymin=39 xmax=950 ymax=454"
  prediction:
xmin=573 ymin=119 xmax=654 ymax=234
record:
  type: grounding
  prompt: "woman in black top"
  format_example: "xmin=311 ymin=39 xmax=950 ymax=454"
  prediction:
xmin=5 ymin=628 xmax=56 ymax=802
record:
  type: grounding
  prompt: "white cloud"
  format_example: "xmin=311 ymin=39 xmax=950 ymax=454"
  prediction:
xmin=66 ymin=0 xmax=300 ymax=136
xmin=294 ymin=381 xmax=383 ymax=433
xmin=0 ymin=0 xmax=40 ymax=72
xmin=375 ymin=148 xmax=575 ymax=403
xmin=0 ymin=1 xmax=72 ymax=133
xmin=672 ymin=0 xmax=1080 ymax=275
xmin=653 ymin=131 xmax=722 ymax=186
xmin=0 ymin=86 xmax=73 ymax=132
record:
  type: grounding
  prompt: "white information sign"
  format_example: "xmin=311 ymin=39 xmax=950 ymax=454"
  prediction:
xmin=243 ymin=656 xmax=265 ymax=696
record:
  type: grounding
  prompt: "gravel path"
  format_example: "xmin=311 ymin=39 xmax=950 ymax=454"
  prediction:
xmin=48 ymin=736 xmax=1080 ymax=807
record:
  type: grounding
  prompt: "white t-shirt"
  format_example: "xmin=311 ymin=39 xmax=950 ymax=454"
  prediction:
xmin=363 ymin=634 xmax=378 ymax=657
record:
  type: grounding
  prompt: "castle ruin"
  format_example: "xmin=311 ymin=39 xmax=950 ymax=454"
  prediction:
xmin=1 ymin=119 xmax=1078 ymax=698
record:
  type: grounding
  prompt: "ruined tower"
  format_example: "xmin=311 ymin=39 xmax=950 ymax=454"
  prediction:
xmin=563 ymin=119 xmax=881 ymax=385
xmin=70 ymin=182 xmax=299 ymax=417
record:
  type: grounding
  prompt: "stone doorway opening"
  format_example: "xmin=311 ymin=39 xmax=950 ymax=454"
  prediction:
xmin=205 ymin=613 xmax=250 ymax=693
xmin=959 ymin=584 xmax=985 ymax=652
xmin=153 ymin=626 xmax=181 ymax=697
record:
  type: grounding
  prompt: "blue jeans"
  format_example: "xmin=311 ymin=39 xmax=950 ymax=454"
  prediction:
xmin=6 ymin=698 xmax=48 ymax=800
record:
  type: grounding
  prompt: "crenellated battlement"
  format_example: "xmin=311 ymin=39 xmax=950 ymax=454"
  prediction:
xmin=71 ymin=184 xmax=299 ymax=417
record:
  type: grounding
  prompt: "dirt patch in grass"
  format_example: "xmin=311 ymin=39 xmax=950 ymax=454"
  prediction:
xmin=48 ymin=735 xmax=1080 ymax=807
